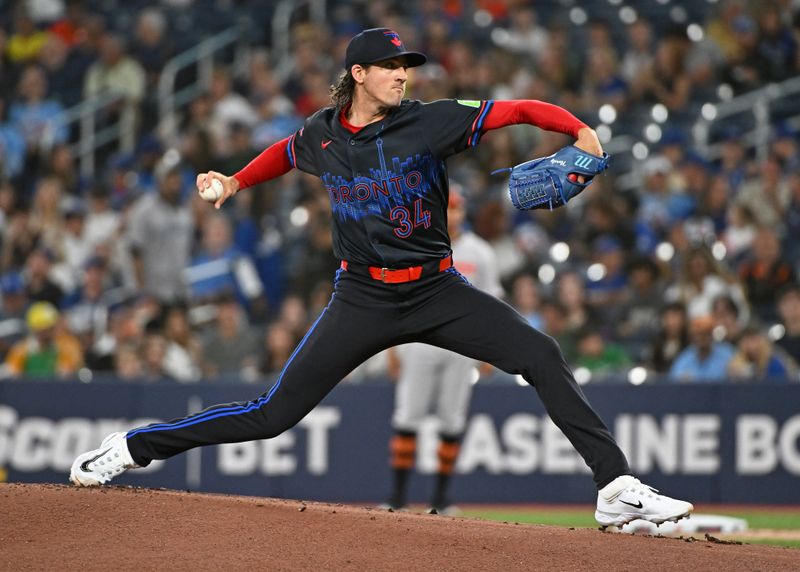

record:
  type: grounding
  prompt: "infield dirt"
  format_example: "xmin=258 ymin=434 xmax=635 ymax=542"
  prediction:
xmin=1 ymin=483 xmax=798 ymax=571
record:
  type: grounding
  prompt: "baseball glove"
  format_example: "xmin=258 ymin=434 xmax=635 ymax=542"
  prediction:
xmin=493 ymin=145 xmax=610 ymax=211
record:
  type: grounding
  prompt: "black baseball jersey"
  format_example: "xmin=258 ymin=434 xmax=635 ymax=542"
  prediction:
xmin=287 ymin=99 xmax=494 ymax=266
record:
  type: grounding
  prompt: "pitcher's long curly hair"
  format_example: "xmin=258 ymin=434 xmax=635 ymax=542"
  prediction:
xmin=329 ymin=69 xmax=355 ymax=112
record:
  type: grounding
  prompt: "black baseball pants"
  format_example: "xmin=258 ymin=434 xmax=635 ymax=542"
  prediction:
xmin=126 ymin=266 xmax=631 ymax=488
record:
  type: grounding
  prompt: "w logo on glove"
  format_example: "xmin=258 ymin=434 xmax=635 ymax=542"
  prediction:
xmin=493 ymin=145 xmax=609 ymax=211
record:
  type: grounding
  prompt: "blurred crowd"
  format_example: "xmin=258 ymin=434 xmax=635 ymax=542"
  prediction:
xmin=0 ymin=0 xmax=799 ymax=384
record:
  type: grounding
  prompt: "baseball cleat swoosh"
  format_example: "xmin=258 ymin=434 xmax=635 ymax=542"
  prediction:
xmin=79 ymin=448 xmax=111 ymax=472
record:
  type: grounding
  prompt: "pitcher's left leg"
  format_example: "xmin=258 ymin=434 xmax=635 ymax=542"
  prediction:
xmin=415 ymin=276 xmax=629 ymax=488
xmin=411 ymin=274 xmax=693 ymax=526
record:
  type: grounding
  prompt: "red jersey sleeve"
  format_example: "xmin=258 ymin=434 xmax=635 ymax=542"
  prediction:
xmin=482 ymin=100 xmax=588 ymax=138
xmin=233 ymin=136 xmax=293 ymax=190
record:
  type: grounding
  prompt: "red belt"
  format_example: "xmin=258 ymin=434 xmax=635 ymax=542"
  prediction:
xmin=340 ymin=255 xmax=453 ymax=284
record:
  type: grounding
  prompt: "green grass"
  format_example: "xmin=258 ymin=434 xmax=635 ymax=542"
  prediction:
xmin=701 ymin=510 xmax=800 ymax=531
xmin=744 ymin=538 xmax=800 ymax=549
xmin=460 ymin=507 xmax=800 ymax=549
xmin=461 ymin=508 xmax=598 ymax=528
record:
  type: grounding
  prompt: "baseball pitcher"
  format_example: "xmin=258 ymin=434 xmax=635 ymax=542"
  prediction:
xmin=70 ymin=28 xmax=692 ymax=528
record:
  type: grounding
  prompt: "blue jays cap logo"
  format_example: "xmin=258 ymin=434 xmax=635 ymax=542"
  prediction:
xmin=345 ymin=27 xmax=427 ymax=69
xmin=383 ymin=30 xmax=403 ymax=49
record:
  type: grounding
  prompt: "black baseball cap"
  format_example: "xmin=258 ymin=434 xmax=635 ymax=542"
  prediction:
xmin=345 ymin=28 xmax=427 ymax=70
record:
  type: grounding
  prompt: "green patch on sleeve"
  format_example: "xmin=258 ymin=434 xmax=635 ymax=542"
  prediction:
xmin=456 ymin=100 xmax=481 ymax=108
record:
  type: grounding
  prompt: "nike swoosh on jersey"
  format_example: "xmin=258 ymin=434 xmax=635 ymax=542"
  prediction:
xmin=321 ymin=140 xmax=333 ymax=150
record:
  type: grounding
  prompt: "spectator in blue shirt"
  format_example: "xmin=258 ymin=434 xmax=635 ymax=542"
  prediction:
xmin=728 ymin=326 xmax=799 ymax=382
xmin=669 ymin=315 xmax=735 ymax=382
xmin=185 ymin=213 xmax=265 ymax=316
xmin=8 ymin=65 xmax=68 ymax=150
xmin=636 ymin=155 xmax=694 ymax=251
xmin=0 ymin=97 xmax=26 ymax=181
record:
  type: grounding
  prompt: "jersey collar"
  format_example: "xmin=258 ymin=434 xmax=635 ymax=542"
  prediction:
xmin=338 ymin=104 xmax=362 ymax=134
xmin=338 ymin=102 xmax=404 ymax=134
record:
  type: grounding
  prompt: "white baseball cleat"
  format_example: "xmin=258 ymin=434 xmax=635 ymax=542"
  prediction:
xmin=595 ymin=475 xmax=693 ymax=527
xmin=69 ymin=432 xmax=140 ymax=486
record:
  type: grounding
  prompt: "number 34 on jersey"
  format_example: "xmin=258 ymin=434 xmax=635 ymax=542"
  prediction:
xmin=390 ymin=198 xmax=432 ymax=238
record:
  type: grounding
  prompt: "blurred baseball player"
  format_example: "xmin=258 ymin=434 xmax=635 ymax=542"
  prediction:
xmin=71 ymin=28 xmax=693 ymax=527
xmin=385 ymin=187 xmax=502 ymax=514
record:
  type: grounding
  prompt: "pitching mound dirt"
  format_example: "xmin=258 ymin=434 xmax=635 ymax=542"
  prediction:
xmin=1 ymin=483 xmax=797 ymax=571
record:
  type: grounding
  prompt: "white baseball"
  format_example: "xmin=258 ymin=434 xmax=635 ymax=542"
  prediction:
xmin=199 ymin=177 xmax=224 ymax=202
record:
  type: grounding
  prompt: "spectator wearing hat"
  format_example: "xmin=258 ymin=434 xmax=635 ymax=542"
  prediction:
xmin=775 ymin=284 xmax=800 ymax=365
xmin=105 ymin=153 xmax=138 ymax=208
xmin=3 ymin=301 xmax=83 ymax=378
xmin=669 ymin=315 xmax=735 ymax=382
xmin=61 ymin=256 xmax=117 ymax=364
xmin=131 ymin=136 xmax=164 ymax=195
xmin=769 ymin=122 xmax=799 ymax=170
xmin=635 ymin=155 xmax=693 ymax=251
xmin=126 ymin=165 xmax=194 ymax=303
xmin=716 ymin=126 xmax=748 ymax=192
xmin=585 ymin=235 xmax=628 ymax=323
xmin=700 ymin=174 xmax=732 ymax=235
xmin=657 ymin=128 xmax=689 ymax=176
xmin=728 ymin=326 xmax=799 ymax=382
xmin=679 ymin=150 xmax=712 ymax=215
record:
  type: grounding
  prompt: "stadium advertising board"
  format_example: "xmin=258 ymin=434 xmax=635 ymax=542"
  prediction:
xmin=1 ymin=382 xmax=799 ymax=503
